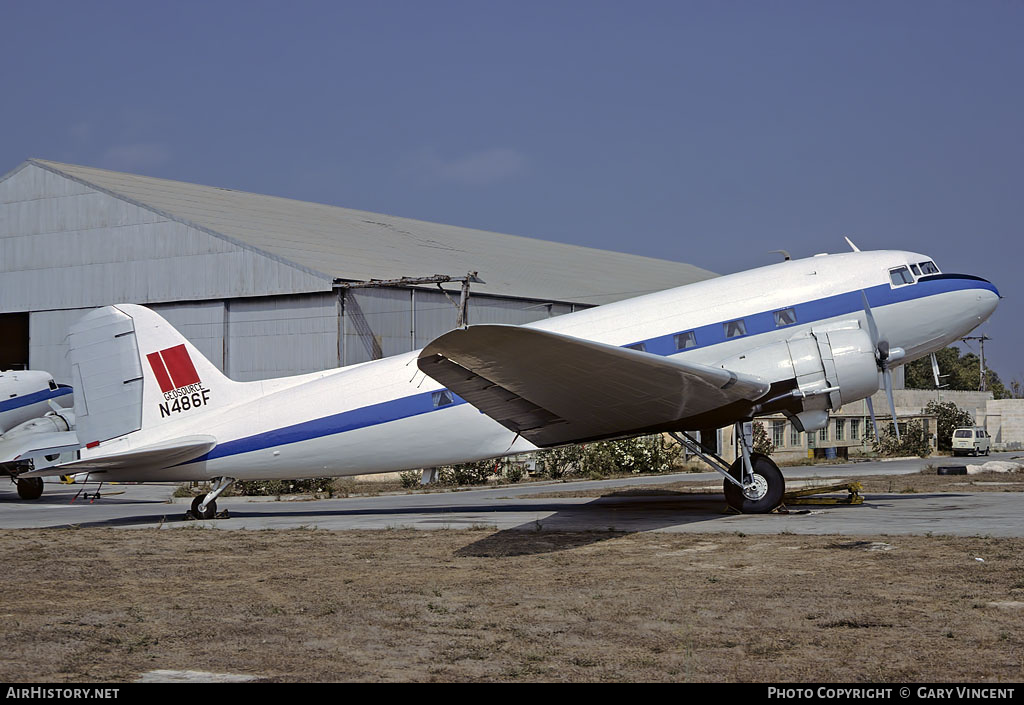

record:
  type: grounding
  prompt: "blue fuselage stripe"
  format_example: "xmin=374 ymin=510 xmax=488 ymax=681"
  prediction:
xmin=194 ymin=393 xmax=468 ymax=463
xmin=0 ymin=386 xmax=73 ymax=414
xmin=190 ymin=275 xmax=994 ymax=465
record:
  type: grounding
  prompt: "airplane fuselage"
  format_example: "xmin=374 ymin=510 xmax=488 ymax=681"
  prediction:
xmin=81 ymin=249 xmax=999 ymax=482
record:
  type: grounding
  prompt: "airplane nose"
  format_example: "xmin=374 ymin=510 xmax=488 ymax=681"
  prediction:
xmin=974 ymin=280 xmax=999 ymax=323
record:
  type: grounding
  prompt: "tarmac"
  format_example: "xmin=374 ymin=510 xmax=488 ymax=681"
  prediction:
xmin=1 ymin=452 xmax=1022 ymax=537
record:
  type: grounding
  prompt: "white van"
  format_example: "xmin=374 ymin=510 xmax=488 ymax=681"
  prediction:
xmin=952 ymin=427 xmax=991 ymax=456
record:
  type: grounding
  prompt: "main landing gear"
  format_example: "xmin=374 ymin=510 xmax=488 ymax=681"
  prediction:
xmin=671 ymin=422 xmax=786 ymax=514
xmin=17 ymin=476 xmax=44 ymax=500
xmin=189 ymin=477 xmax=236 ymax=519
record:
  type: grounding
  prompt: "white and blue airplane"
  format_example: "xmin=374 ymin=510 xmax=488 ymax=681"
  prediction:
xmin=16 ymin=246 xmax=999 ymax=515
xmin=0 ymin=370 xmax=75 ymax=499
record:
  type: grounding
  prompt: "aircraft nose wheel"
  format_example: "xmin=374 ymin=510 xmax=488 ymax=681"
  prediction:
xmin=724 ymin=453 xmax=785 ymax=514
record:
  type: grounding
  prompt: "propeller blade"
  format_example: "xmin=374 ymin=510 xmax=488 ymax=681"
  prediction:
xmin=866 ymin=395 xmax=879 ymax=440
xmin=860 ymin=291 xmax=880 ymax=348
xmin=884 ymin=368 xmax=900 ymax=441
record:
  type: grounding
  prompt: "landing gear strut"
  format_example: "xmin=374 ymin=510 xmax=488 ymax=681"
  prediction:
xmin=671 ymin=422 xmax=786 ymax=514
xmin=190 ymin=477 xmax=236 ymax=519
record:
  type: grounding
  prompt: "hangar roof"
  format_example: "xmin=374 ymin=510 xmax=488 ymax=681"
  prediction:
xmin=25 ymin=159 xmax=716 ymax=305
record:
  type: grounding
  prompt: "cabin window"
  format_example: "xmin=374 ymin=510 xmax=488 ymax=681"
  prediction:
xmin=625 ymin=342 xmax=646 ymax=352
xmin=773 ymin=308 xmax=797 ymax=327
xmin=674 ymin=331 xmax=696 ymax=350
xmin=889 ymin=266 xmax=914 ymax=286
xmin=919 ymin=260 xmax=940 ymax=275
xmin=724 ymin=319 xmax=747 ymax=338
xmin=432 ymin=389 xmax=454 ymax=407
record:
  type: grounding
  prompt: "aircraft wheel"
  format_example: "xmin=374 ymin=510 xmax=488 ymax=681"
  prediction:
xmin=17 ymin=477 xmax=44 ymax=500
xmin=724 ymin=453 xmax=785 ymax=514
xmin=191 ymin=495 xmax=217 ymax=519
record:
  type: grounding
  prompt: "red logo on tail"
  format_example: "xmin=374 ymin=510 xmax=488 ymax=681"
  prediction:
xmin=146 ymin=345 xmax=201 ymax=393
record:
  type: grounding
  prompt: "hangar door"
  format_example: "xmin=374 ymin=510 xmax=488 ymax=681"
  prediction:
xmin=0 ymin=313 xmax=29 ymax=370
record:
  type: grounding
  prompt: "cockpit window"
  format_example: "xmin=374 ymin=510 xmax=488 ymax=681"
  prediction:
xmin=889 ymin=266 xmax=914 ymax=286
xmin=918 ymin=260 xmax=940 ymax=275
xmin=910 ymin=263 xmax=921 ymax=276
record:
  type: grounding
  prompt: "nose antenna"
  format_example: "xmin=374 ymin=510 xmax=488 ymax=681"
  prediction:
xmin=843 ymin=236 xmax=861 ymax=252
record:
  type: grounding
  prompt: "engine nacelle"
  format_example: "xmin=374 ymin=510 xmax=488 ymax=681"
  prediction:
xmin=1 ymin=409 xmax=75 ymax=440
xmin=717 ymin=324 xmax=880 ymax=431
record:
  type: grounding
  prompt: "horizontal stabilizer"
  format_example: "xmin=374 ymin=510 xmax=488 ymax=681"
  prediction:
xmin=418 ymin=325 xmax=770 ymax=447
xmin=21 ymin=435 xmax=217 ymax=477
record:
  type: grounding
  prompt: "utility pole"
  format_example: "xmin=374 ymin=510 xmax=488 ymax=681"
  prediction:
xmin=961 ymin=335 xmax=991 ymax=392
xmin=334 ymin=271 xmax=482 ymax=329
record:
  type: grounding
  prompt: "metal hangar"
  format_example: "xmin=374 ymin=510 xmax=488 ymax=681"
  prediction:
xmin=0 ymin=159 xmax=716 ymax=383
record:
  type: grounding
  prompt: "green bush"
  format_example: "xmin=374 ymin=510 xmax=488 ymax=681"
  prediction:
xmin=399 ymin=470 xmax=421 ymax=489
xmin=438 ymin=460 xmax=494 ymax=486
xmin=872 ymin=420 xmax=931 ymax=458
xmin=536 ymin=434 xmax=681 ymax=479
xmin=232 ymin=478 xmax=337 ymax=497
xmin=504 ymin=463 xmax=525 ymax=483
xmin=924 ymin=400 xmax=974 ymax=451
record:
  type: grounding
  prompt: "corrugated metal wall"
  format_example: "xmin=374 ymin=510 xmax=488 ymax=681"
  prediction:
xmin=0 ymin=164 xmax=332 ymax=312
xmin=226 ymin=294 xmax=338 ymax=381
xmin=341 ymin=288 xmax=577 ymax=366
xmin=29 ymin=290 xmax=581 ymax=384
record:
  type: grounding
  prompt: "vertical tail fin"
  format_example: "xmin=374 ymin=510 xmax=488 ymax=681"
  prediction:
xmin=70 ymin=304 xmax=245 ymax=447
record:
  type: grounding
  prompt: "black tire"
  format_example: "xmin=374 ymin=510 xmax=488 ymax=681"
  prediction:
xmin=191 ymin=495 xmax=217 ymax=519
xmin=724 ymin=452 xmax=785 ymax=514
xmin=937 ymin=466 xmax=967 ymax=475
xmin=16 ymin=477 xmax=44 ymax=500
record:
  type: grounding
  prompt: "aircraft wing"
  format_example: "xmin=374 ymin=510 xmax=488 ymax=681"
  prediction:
xmin=418 ymin=325 xmax=770 ymax=447
xmin=1 ymin=431 xmax=81 ymax=464
xmin=20 ymin=435 xmax=217 ymax=478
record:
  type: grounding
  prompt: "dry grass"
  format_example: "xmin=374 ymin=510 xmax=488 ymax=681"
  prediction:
xmin=1 ymin=528 xmax=1022 ymax=683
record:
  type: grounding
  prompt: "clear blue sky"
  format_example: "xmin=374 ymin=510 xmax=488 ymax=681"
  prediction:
xmin=2 ymin=1 xmax=1021 ymax=382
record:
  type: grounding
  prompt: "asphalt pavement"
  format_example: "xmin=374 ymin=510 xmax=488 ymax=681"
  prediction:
xmin=1 ymin=452 xmax=1021 ymax=537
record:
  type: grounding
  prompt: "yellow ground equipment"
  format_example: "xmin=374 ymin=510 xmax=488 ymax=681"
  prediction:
xmin=783 ymin=481 xmax=864 ymax=506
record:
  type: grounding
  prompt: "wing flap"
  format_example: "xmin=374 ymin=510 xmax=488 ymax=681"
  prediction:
xmin=418 ymin=325 xmax=769 ymax=447
xmin=20 ymin=435 xmax=217 ymax=477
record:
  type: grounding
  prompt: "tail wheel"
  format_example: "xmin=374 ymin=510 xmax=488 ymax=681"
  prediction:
xmin=17 ymin=477 xmax=44 ymax=500
xmin=724 ymin=453 xmax=785 ymax=514
xmin=191 ymin=495 xmax=217 ymax=519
